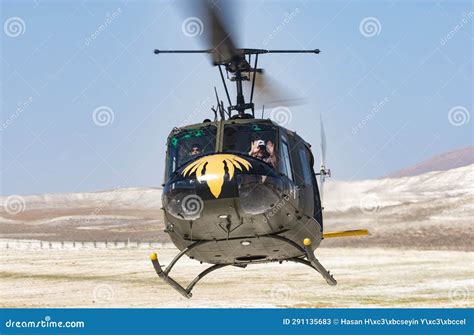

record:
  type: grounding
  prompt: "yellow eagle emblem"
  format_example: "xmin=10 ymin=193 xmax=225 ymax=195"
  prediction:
xmin=181 ymin=154 xmax=252 ymax=198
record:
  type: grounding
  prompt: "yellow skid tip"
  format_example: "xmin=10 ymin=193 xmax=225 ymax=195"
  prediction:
xmin=303 ymin=238 xmax=312 ymax=246
xmin=150 ymin=253 xmax=158 ymax=261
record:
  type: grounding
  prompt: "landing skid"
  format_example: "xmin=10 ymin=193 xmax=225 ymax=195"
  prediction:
xmin=289 ymin=239 xmax=337 ymax=286
xmin=267 ymin=235 xmax=337 ymax=286
xmin=150 ymin=235 xmax=336 ymax=298
xmin=150 ymin=240 xmax=235 ymax=298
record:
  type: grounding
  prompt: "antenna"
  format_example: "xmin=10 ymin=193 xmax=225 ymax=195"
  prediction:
xmin=220 ymin=100 xmax=229 ymax=119
xmin=214 ymin=87 xmax=225 ymax=120
xmin=211 ymin=106 xmax=218 ymax=121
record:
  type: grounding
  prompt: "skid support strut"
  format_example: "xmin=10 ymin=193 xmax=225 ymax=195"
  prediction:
xmin=150 ymin=240 xmax=232 ymax=298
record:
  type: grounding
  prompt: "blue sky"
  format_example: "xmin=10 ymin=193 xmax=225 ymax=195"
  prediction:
xmin=1 ymin=0 xmax=472 ymax=195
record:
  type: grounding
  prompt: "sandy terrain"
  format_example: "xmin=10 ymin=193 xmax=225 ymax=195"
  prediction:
xmin=1 ymin=244 xmax=472 ymax=308
xmin=323 ymin=164 xmax=474 ymax=251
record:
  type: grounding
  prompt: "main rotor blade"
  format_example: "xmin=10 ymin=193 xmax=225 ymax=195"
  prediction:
xmin=153 ymin=49 xmax=320 ymax=55
xmin=246 ymin=73 xmax=306 ymax=108
xmin=154 ymin=49 xmax=211 ymax=55
xmin=203 ymin=0 xmax=240 ymax=65
xmin=266 ymin=49 xmax=320 ymax=54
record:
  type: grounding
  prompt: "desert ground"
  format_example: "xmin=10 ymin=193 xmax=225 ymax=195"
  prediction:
xmin=1 ymin=244 xmax=472 ymax=308
xmin=0 ymin=165 xmax=473 ymax=307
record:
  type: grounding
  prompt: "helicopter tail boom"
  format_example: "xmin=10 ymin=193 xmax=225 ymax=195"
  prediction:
xmin=323 ymin=229 xmax=369 ymax=239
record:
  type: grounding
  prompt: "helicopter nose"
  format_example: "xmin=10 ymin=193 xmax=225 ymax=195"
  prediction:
xmin=162 ymin=174 xmax=286 ymax=221
xmin=162 ymin=153 xmax=286 ymax=220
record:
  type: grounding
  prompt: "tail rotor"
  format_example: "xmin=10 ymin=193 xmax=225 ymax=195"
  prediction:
xmin=319 ymin=114 xmax=331 ymax=206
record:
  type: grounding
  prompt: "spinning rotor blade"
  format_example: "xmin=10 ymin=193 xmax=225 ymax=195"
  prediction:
xmin=196 ymin=0 xmax=251 ymax=71
xmin=245 ymin=72 xmax=306 ymax=108
xmin=205 ymin=1 xmax=239 ymax=65
xmin=154 ymin=1 xmax=321 ymax=116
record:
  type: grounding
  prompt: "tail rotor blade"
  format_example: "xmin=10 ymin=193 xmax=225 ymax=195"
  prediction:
xmin=319 ymin=114 xmax=327 ymax=205
xmin=320 ymin=114 xmax=327 ymax=168
xmin=320 ymin=174 xmax=325 ymax=204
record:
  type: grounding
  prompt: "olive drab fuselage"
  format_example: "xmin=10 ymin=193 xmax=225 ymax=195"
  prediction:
xmin=161 ymin=118 xmax=324 ymax=265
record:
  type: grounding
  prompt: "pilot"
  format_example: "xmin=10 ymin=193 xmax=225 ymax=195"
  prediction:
xmin=249 ymin=139 xmax=276 ymax=167
xmin=190 ymin=143 xmax=202 ymax=156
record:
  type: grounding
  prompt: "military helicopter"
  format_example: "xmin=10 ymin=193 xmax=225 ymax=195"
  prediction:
xmin=150 ymin=1 xmax=368 ymax=298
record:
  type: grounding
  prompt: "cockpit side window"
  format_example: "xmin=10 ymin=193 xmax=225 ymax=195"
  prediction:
xmin=298 ymin=147 xmax=313 ymax=186
xmin=166 ymin=125 xmax=217 ymax=176
xmin=279 ymin=137 xmax=294 ymax=181
xmin=223 ymin=123 xmax=277 ymax=167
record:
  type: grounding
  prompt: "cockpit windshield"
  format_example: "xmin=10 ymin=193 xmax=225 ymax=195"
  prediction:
xmin=167 ymin=125 xmax=217 ymax=175
xmin=223 ymin=122 xmax=277 ymax=167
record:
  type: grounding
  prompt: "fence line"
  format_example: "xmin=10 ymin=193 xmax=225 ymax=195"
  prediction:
xmin=0 ymin=239 xmax=168 ymax=251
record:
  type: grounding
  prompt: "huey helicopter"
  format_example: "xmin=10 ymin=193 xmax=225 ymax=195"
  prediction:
xmin=150 ymin=1 xmax=368 ymax=298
